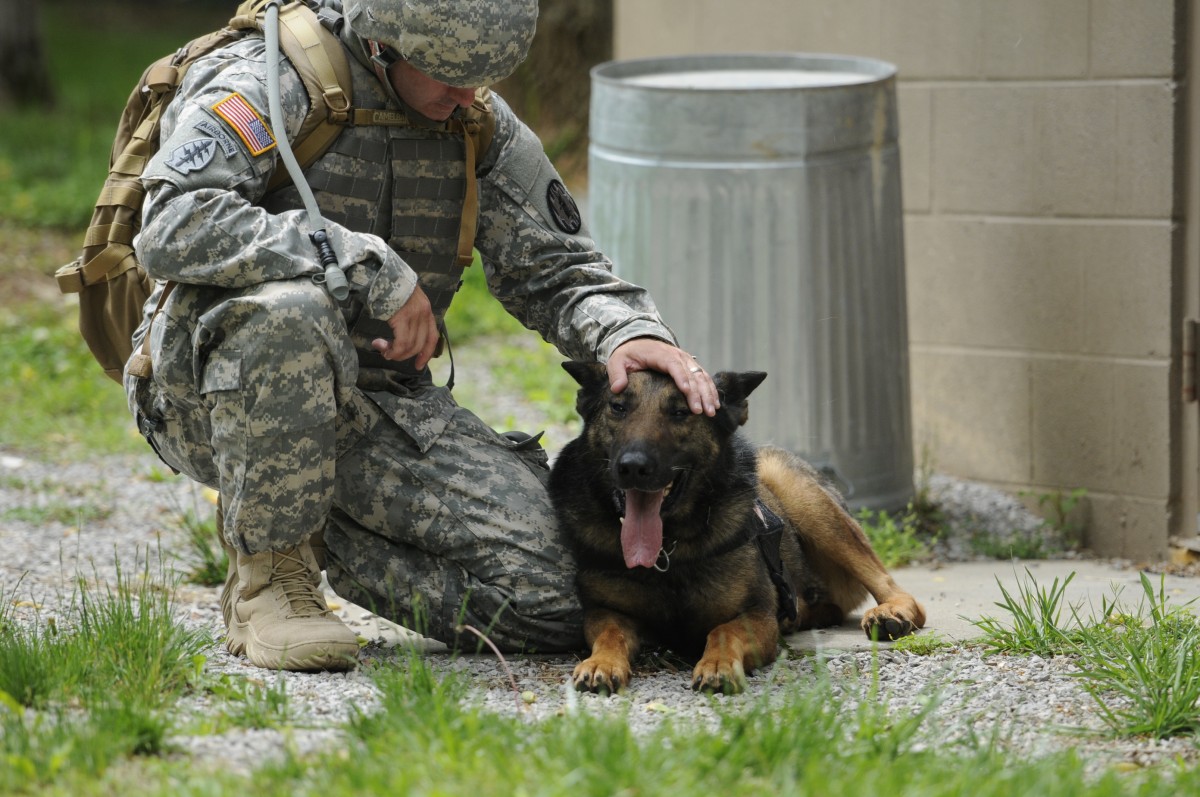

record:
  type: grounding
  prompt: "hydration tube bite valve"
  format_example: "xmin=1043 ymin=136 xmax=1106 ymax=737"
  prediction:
xmin=311 ymin=230 xmax=348 ymax=301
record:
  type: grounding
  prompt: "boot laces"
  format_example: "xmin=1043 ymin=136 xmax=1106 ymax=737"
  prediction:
xmin=272 ymin=550 xmax=329 ymax=619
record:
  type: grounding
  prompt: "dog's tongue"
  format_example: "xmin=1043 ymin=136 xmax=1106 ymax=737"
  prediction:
xmin=621 ymin=489 xmax=664 ymax=569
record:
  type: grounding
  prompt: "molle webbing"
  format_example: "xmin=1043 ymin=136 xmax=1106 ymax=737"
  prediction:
xmin=54 ymin=24 xmax=249 ymax=381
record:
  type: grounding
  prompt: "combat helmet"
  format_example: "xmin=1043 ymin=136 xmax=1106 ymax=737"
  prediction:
xmin=343 ymin=0 xmax=538 ymax=87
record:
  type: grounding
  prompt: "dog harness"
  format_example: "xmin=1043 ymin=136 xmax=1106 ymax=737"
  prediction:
xmin=748 ymin=501 xmax=800 ymax=623
xmin=684 ymin=499 xmax=799 ymax=623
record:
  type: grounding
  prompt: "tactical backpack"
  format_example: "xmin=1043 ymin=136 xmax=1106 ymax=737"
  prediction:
xmin=56 ymin=0 xmax=494 ymax=383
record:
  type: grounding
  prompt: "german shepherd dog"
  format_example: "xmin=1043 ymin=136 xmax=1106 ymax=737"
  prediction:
xmin=548 ymin=363 xmax=926 ymax=694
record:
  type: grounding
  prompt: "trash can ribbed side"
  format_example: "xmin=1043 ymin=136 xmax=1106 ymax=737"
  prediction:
xmin=588 ymin=53 xmax=913 ymax=510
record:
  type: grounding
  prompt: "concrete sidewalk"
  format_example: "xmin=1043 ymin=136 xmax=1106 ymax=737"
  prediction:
xmin=789 ymin=558 xmax=1200 ymax=653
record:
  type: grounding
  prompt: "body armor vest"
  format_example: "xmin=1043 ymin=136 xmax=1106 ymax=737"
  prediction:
xmin=262 ymin=52 xmax=485 ymax=380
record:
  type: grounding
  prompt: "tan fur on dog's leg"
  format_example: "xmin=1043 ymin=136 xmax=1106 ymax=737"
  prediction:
xmin=758 ymin=449 xmax=926 ymax=638
xmin=692 ymin=611 xmax=779 ymax=694
xmin=825 ymin=506 xmax=927 ymax=638
xmin=573 ymin=610 xmax=640 ymax=693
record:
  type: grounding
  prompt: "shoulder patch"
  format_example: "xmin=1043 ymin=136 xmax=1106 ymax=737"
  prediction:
xmin=212 ymin=92 xmax=276 ymax=156
xmin=546 ymin=179 xmax=582 ymax=234
xmin=165 ymin=138 xmax=217 ymax=175
xmin=195 ymin=119 xmax=239 ymax=157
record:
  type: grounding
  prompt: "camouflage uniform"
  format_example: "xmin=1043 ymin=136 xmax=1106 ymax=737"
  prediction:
xmin=126 ymin=0 xmax=676 ymax=652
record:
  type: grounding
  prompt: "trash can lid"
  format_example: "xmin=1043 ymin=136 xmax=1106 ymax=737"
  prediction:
xmin=621 ymin=68 xmax=875 ymax=90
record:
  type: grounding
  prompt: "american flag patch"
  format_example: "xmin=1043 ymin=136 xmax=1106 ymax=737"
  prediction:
xmin=211 ymin=93 xmax=276 ymax=156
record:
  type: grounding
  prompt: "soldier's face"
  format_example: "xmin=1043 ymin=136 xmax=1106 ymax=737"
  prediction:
xmin=389 ymin=60 xmax=477 ymax=121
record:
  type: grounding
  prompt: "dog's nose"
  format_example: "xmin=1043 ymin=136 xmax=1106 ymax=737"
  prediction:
xmin=615 ymin=447 xmax=657 ymax=485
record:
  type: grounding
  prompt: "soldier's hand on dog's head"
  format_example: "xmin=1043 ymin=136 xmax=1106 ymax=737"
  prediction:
xmin=606 ymin=338 xmax=720 ymax=416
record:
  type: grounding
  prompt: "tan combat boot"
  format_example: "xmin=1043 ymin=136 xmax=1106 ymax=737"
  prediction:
xmin=225 ymin=540 xmax=358 ymax=671
xmin=219 ymin=529 xmax=327 ymax=631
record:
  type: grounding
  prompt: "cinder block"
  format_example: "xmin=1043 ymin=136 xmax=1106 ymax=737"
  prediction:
xmin=1084 ymin=493 xmax=1172 ymax=560
xmin=1111 ymin=82 xmax=1178 ymax=216
xmin=615 ymin=0 xmax=887 ymax=58
xmin=980 ymin=0 xmax=1090 ymax=79
xmin=709 ymin=0 xmax=884 ymax=56
xmin=905 ymin=217 xmax=1080 ymax=351
xmin=905 ymin=216 xmax=1173 ymax=358
xmin=932 ymin=84 xmax=1175 ymax=217
xmin=898 ymin=86 xmax=932 ymax=212
xmin=1090 ymin=0 xmax=1178 ymax=78
xmin=614 ymin=0 xmax=1178 ymax=80
xmin=877 ymin=1 xmax=984 ymax=79
xmin=1030 ymin=360 xmax=1170 ymax=498
xmin=910 ymin=350 xmax=1031 ymax=483
xmin=932 ymin=86 xmax=1040 ymax=215
xmin=1078 ymin=223 xmax=1174 ymax=358
xmin=613 ymin=0 xmax=695 ymax=59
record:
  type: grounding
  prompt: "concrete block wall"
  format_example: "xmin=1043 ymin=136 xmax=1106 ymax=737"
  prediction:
xmin=612 ymin=0 xmax=1186 ymax=558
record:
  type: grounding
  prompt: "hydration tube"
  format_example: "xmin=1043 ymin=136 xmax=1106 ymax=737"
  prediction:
xmin=263 ymin=1 xmax=349 ymax=302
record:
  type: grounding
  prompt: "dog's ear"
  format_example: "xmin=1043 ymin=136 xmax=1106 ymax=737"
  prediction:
xmin=713 ymin=371 xmax=768 ymax=430
xmin=561 ymin=360 xmax=609 ymax=389
xmin=561 ymin=361 xmax=611 ymax=418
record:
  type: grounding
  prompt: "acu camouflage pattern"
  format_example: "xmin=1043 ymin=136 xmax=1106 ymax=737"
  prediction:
xmin=126 ymin=1 xmax=673 ymax=651
xmin=262 ymin=44 xmax=474 ymax=365
xmin=342 ymin=0 xmax=538 ymax=87
xmin=326 ymin=398 xmax=583 ymax=651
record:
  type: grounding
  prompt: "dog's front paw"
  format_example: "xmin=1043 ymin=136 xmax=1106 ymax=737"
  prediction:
xmin=573 ymin=654 xmax=632 ymax=695
xmin=861 ymin=595 xmax=927 ymax=641
xmin=691 ymin=654 xmax=747 ymax=694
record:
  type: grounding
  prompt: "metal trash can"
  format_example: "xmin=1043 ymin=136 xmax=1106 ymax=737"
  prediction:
xmin=589 ymin=53 xmax=912 ymax=510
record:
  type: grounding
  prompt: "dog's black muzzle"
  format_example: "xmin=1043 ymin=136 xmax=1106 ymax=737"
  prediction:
xmin=612 ymin=441 xmax=672 ymax=491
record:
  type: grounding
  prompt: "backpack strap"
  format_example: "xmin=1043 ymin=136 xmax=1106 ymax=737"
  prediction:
xmin=261 ymin=2 xmax=358 ymax=192
xmin=452 ymin=90 xmax=494 ymax=267
xmin=453 ymin=107 xmax=485 ymax=269
xmin=126 ymin=281 xmax=177 ymax=380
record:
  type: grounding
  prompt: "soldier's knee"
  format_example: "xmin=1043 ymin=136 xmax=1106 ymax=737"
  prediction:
xmin=200 ymin=281 xmax=354 ymax=400
xmin=202 ymin=280 xmax=344 ymax=352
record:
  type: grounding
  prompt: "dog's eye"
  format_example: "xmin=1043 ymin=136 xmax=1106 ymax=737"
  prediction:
xmin=671 ymin=407 xmax=691 ymax=419
xmin=609 ymin=400 xmax=626 ymax=415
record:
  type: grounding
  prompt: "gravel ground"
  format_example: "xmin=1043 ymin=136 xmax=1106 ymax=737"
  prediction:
xmin=3 ymin=345 xmax=1198 ymax=777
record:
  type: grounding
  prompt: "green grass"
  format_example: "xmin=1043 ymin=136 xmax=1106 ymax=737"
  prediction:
xmin=0 ymin=560 xmax=211 ymax=793
xmin=179 ymin=505 xmax=227 ymax=587
xmin=856 ymin=504 xmax=932 ymax=568
xmin=242 ymin=654 xmax=1197 ymax=797
xmin=1 ymin=499 xmax=112 ymax=526
xmin=443 ymin=256 xmax=530 ymax=342
xmin=165 ymin=484 xmax=227 ymax=587
xmin=1069 ymin=574 xmax=1200 ymax=739
xmin=971 ymin=568 xmax=1082 ymax=658
xmin=0 ymin=1 xmax=226 ymax=228
xmin=891 ymin=630 xmax=954 ymax=656
xmin=6 ymin=564 xmax=1200 ymax=795
xmin=972 ymin=568 xmax=1200 ymax=740
xmin=967 ymin=525 xmax=1055 ymax=560
xmin=209 ymin=675 xmax=294 ymax=732
xmin=440 ymin=263 xmax=581 ymax=446
xmin=0 ymin=301 xmax=145 ymax=459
